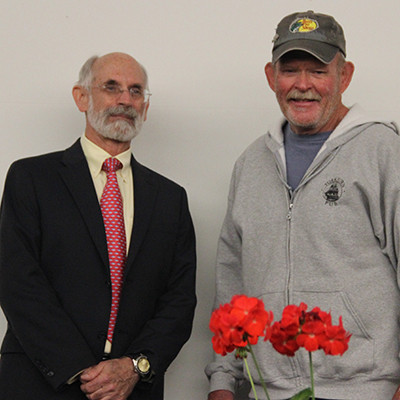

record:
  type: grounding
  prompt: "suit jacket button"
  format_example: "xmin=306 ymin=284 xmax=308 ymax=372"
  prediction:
xmin=98 ymin=332 xmax=107 ymax=341
xmin=47 ymin=371 xmax=54 ymax=377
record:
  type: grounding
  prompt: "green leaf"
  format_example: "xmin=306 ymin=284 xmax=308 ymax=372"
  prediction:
xmin=289 ymin=387 xmax=313 ymax=400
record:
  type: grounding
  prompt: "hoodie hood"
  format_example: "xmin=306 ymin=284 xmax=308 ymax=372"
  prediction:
xmin=268 ymin=104 xmax=398 ymax=143
xmin=265 ymin=104 xmax=399 ymax=169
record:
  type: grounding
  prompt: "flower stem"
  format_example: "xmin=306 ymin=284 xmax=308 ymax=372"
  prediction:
xmin=309 ymin=352 xmax=315 ymax=400
xmin=244 ymin=356 xmax=259 ymax=400
xmin=248 ymin=343 xmax=271 ymax=400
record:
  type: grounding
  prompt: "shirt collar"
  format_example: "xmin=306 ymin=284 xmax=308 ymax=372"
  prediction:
xmin=80 ymin=133 xmax=132 ymax=178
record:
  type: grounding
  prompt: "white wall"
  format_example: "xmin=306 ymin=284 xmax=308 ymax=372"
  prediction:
xmin=1 ymin=1 xmax=399 ymax=399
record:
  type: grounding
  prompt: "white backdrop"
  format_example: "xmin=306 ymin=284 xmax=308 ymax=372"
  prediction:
xmin=1 ymin=1 xmax=400 ymax=399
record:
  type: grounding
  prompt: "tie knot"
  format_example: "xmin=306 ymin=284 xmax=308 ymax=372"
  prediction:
xmin=102 ymin=158 xmax=123 ymax=174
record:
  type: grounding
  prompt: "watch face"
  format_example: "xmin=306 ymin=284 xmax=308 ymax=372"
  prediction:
xmin=138 ymin=357 xmax=150 ymax=373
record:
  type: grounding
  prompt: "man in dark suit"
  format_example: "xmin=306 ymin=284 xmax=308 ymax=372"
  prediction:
xmin=0 ymin=52 xmax=197 ymax=399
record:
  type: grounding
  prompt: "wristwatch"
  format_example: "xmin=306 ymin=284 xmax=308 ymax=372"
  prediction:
xmin=132 ymin=355 xmax=153 ymax=382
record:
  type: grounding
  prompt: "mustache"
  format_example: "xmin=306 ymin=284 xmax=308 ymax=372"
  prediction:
xmin=104 ymin=105 xmax=138 ymax=120
xmin=286 ymin=90 xmax=321 ymax=102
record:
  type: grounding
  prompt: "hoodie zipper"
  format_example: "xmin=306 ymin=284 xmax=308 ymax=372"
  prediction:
xmin=276 ymin=149 xmax=338 ymax=306
xmin=286 ymin=201 xmax=294 ymax=304
xmin=273 ymin=151 xmax=295 ymax=306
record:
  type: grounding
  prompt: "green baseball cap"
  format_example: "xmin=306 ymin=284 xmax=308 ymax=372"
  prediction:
xmin=272 ymin=11 xmax=346 ymax=64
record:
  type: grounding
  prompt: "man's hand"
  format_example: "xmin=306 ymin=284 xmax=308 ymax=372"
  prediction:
xmin=208 ymin=389 xmax=234 ymax=400
xmin=392 ymin=384 xmax=400 ymax=400
xmin=80 ymin=357 xmax=139 ymax=400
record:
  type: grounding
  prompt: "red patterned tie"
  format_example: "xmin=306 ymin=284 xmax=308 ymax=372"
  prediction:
xmin=100 ymin=158 xmax=126 ymax=343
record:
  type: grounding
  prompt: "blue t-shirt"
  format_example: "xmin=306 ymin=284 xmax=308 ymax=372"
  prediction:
xmin=284 ymin=123 xmax=332 ymax=190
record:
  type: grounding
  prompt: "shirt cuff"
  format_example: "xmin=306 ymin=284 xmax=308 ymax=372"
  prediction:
xmin=66 ymin=369 xmax=85 ymax=385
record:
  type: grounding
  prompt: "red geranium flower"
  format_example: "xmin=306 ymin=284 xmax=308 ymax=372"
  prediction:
xmin=209 ymin=295 xmax=273 ymax=355
xmin=270 ymin=321 xmax=299 ymax=356
xmin=269 ymin=303 xmax=351 ymax=357
xmin=230 ymin=295 xmax=262 ymax=330
xmin=296 ymin=319 xmax=325 ymax=352
xmin=209 ymin=304 xmax=237 ymax=355
xmin=209 ymin=298 xmax=352 ymax=400
xmin=319 ymin=316 xmax=352 ymax=356
xmin=231 ymin=296 xmax=273 ymax=342
xmin=280 ymin=302 xmax=307 ymax=336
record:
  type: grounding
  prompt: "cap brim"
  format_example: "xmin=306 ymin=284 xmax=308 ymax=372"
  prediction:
xmin=272 ymin=40 xmax=340 ymax=64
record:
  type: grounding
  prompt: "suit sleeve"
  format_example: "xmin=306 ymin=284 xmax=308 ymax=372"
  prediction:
xmin=0 ymin=162 xmax=97 ymax=390
xmin=123 ymin=187 xmax=197 ymax=386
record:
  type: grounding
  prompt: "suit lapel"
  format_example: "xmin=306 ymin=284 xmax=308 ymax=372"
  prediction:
xmin=58 ymin=139 xmax=109 ymax=269
xmin=57 ymin=141 xmax=158 ymax=275
xmin=125 ymin=156 xmax=158 ymax=275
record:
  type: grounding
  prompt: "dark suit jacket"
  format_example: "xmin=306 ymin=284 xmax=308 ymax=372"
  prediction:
xmin=0 ymin=139 xmax=197 ymax=399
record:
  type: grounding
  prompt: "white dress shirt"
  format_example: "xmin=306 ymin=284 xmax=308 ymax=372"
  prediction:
xmin=80 ymin=133 xmax=134 ymax=252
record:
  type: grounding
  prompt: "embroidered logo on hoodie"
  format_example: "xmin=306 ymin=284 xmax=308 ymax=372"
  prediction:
xmin=322 ymin=178 xmax=345 ymax=206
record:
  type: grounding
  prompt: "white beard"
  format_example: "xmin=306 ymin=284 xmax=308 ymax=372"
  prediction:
xmin=87 ymin=97 xmax=144 ymax=142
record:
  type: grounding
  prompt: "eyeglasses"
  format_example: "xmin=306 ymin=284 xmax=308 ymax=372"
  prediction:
xmin=94 ymin=84 xmax=151 ymax=103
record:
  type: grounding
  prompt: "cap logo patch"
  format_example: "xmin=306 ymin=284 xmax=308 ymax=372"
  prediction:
xmin=289 ymin=18 xmax=319 ymax=33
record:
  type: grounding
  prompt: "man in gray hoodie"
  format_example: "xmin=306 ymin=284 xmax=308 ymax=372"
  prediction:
xmin=206 ymin=11 xmax=400 ymax=400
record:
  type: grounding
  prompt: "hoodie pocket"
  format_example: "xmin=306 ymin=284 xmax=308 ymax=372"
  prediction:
xmin=293 ymin=290 xmax=374 ymax=379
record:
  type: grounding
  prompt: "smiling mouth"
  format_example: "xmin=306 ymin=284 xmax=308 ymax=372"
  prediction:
xmin=288 ymin=96 xmax=320 ymax=102
xmin=288 ymin=99 xmax=320 ymax=107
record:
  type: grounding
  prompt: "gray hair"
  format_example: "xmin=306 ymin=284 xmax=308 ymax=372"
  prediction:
xmin=77 ymin=54 xmax=149 ymax=90
xmin=77 ymin=55 xmax=98 ymax=89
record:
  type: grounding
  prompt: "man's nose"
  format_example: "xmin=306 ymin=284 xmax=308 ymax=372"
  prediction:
xmin=117 ymin=89 xmax=133 ymax=105
xmin=294 ymin=71 xmax=312 ymax=91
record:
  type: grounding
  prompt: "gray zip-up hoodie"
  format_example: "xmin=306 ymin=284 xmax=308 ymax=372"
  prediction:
xmin=206 ymin=105 xmax=400 ymax=400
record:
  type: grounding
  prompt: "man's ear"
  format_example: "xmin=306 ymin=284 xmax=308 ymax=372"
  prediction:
xmin=340 ymin=61 xmax=355 ymax=95
xmin=264 ymin=62 xmax=276 ymax=93
xmin=72 ymin=85 xmax=90 ymax=112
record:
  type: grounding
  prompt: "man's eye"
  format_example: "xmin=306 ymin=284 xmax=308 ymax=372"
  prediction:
xmin=129 ymin=88 xmax=142 ymax=96
xmin=105 ymin=85 xmax=119 ymax=93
